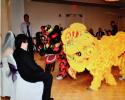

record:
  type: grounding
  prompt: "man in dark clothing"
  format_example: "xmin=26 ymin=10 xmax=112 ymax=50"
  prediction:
xmin=13 ymin=34 xmax=54 ymax=100
xmin=111 ymin=20 xmax=118 ymax=35
xmin=95 ymin=27 xmax=105 ymax=40
xmin=21 ymin=14 xmax=34 ymax=58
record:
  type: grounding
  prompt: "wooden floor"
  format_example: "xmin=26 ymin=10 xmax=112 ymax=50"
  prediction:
xmin=1 ymin=53 xmax=125 ymax=100
xmin=35 ymin=53 xmax=125 ymax=100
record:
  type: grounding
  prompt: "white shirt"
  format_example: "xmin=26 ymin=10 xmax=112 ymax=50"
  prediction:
xmin=20 ymin=22 xmax=33 ymax=37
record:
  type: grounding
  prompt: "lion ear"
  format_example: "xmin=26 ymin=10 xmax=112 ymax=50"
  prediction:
xmin=70 ymin=23 xmax=87 ymax=32
xmin=62 ymin=23 xmax=86 ymax=45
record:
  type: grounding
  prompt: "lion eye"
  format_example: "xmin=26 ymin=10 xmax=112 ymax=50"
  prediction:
xmin=75 ymin=52 xmax=81 ymax=56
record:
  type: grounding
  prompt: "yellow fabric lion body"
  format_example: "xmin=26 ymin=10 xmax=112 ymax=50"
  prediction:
xmin=62 ymin=23 xmax=125 ymax=90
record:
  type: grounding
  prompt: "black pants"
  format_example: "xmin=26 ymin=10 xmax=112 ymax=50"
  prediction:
xmin=28 ymin=37 xmax=34 ymax=58
xmin=45 ymin=62 xmax=55 ymax=73
xmin=35 ymin=72 xmax=53 ymax=100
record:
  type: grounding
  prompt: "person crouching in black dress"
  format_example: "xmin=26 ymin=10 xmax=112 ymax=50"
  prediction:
xmin=13 ymin=34 xmax=54 ymax=100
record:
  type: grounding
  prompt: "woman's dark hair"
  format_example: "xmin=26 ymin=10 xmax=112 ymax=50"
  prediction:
xmin=15 ymin=34 xmax=28 ymax=49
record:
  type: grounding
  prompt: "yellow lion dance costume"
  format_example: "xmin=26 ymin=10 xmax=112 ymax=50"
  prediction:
xmin=61 ymin=23 xmax=125 ymax=91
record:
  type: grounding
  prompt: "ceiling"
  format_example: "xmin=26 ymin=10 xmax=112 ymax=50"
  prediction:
xmin=32 ymin=0 xmax=125 ymax=8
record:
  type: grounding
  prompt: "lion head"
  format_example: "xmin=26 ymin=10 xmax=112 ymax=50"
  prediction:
xmin=61 ymin=23 xmax=98 ymax=78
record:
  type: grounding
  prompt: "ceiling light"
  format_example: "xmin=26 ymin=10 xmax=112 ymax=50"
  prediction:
xmin=105 ymin=0 xmax=119 ymax=2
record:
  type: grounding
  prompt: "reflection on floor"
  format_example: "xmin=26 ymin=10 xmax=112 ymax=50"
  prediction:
xmin=1 ymin=53 xmax=125 ymax=100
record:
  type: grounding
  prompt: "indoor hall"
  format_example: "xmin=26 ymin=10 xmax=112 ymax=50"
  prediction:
xmin=1 ymin=0 xmax=125 ymax=100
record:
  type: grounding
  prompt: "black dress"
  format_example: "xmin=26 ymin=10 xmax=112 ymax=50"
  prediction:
xmin=13 ymin=48 xmax=53 ymax=100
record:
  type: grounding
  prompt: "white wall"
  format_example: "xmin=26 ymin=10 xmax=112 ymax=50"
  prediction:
xmin=10 ymin=0 xmax=24 ymax=35
xmin=24 ymin=1 xmax=120 ymax=34
xmin=83 ymin=7 xmax=119 ymax=32
xmin=119 ymin=9 xmax=125 ymax=31
xmin=1 ymin=0 xmax=9 ymax=37
xmin=1 ymin=0 xmax=123 ymax=39
xmin=0 ymin=0 xmax=1 ymax=63
xmin=0 ymin=0 xmax=1 ymax=35
xmin=1 ymin=0 xmax=25 ymax=44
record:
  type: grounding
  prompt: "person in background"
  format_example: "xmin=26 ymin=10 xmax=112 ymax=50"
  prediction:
xmin=21 ymin=14 xmax=33 ymax=37
xmin=56 ymin=51 xmax=69 ymax=80
xmin=13 ymin=34 xmax=54 ymax=100
xmin=95 ymin=27 xmax=105 ymax=40
xmin=106 ymin=29 xmax=112 ymax=36
xmin=110 ymin=20 xmax=118 ymax=35
xmin=44 ymin=25 xmax=62 ymax=73
xmin=20 ymin=14 xmax=34 ymax=58
xmin=88 ymin=28 xmax=95 ymax=37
